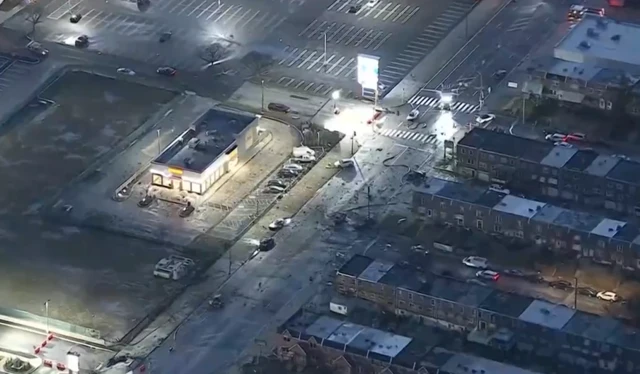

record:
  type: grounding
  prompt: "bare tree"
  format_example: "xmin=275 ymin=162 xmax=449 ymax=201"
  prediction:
xmin=199 ymin=43 xmax=229 ymax=67
xmin=242 ymin=51 xmax=274 ymax=79
xmin=25 ymin=4 xmax=44 ymax=38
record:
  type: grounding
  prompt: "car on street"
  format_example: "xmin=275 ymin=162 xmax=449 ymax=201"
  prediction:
xmin=549 ymin=279 xmax=573 ymax=290
xmin=267 ymin=179 xmax=288 ymax=189
xmin=406 ymin=109 xmax=419 ymax=121
xmin=268 ymin=218 xmax=292 ymax=231
xmin=27 ymin=41 xmax=48 ymax=56
xmin=503 ymin=269 xmax=525 ymax=277
xmin=74 ymin=35 xmax=89 ymax=48
xmin=282 ymin=163 xmax=303 ymax=171
xmin=578 ymin=286 xmax=598 ymax=298
xmin=554 ymin=141 xmax=574 ymax=148
xmin=267 ymin=103 xmax=290 ymax=113
xmin=597 ymin=291 xmax=620 ymax=302
xmin=492 ymin=69 xmax=507 ymax=80
xmin=489 ymin=184 xmax=510 ymax=195
xmin=258 ymin=237 xmax=276 ymax=251
xmin=159 ymin=31 xmax=172 ymax=43
xmin=179 ymin=202 xmax=195 ymax=218
xmin=291 ymin=155 xmax=316 ymax=163
xmin=348 ymin=5 xmax=361 ymax=13
xmin=565 ymin=132 xmax=586 ymax=141
xmin=568 ymin=5 xmax=604 ymax=22
xmin=156 ymin=67 xmax=177 ymax=76
xmin=70 ymin=13 xmax=82 ymax=23
xmin=475 ymin=114 xmax=496 ymax=124
xmin=263 ymin=185 xmax=285 ymax=194
xmin=476 ymin=270 xmax=500 ymax=281
xmin=117 ymin=68 xmax=136 ymax=76
xmin=462 ymin=256 xmax=488 ymax=269
xmin=545 ymin=133 xmax=566 ymax=142
xmin=137 ymin=195 xmax=154 ymax=208
xmin=278 ymin=169 xmax=299 ymax=178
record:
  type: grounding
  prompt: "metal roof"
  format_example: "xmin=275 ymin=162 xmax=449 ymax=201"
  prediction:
xmin=590 ymin=218 xmax=626 ymax=238
xmin=540 ymin=147 xmax=578 ymax=168
xmin=358 ymin=260 xmax=394 ymax=282
xmin=518 ymin=300 xmax=576 ymax=330
xmin=492 ymin=195 xmax=546 ymax=219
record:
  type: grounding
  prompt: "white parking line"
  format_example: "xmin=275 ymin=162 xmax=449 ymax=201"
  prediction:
xmin=187 ymin=0 xmax=208 ymax=16
xmin=196 ymin=2 xmax=216 ymax=18
xmin=335 ymin=0 xmax=352 ymax=12
xmin=363 ymin=31 xmax=383 ymax=49
xmin=213 ymin=5 xmax=234 ymax=22
xmin=222 ymin=6 xmax=243 ymax=24
xmin=334 ymin=57 xmax=354 ymax=76
xmin=228 ymin=8 xmax=252 ymax=26
xmin=304 ymin=82 xmax=314 ymax=91
xmin=382 ymin=4 xmax=401 ymax=21
xmin=104 ymin=14 xmax=123 ymax=28
xmin=299 ymin=19 xmax=318 ymax=36
xmin=345 ymin=65 xmax=357 ymax=78
xmin=84 ymin=10 xmax=102 ymax=25
xmin=326 ymin=56 xmax=344 ymax=73
xmin=278 ymin=47 xmax=298 ymax=65
xmin=334 ymin=25 xmax=354 ymax=44
xmin=327 ymin=0 xmax=342 ymax=11
xmin=316 ymin=54 xmax=335 ymax=71
xmin=264 ymin=14 xmax=286 ymax=31
xmin=344 ymin=28 xmax=363 ymax=46
xmin=288 ymin=49 xmax=307 ymax=67
xmin=401 ymin=7 xmax=419 ymax=23
xmin=92 ymin=12 xmax=111 ymax=27
xmin=327 ymin=24 xmax=345 ymax=42
xmin=297 ymin=51 xmax=317 ymax=68
xmin=374 ymin=3 xmax=391 ymax=18
xmin=307 ymin=20 xmax=326 ymax=38
xmin=392 ymin=5 xmax=411 ymax=22
xmin=354 ymin=30 xmax=372 ymax=47
xmin=177 ymin=0 xmax=199 ymax=15
xmin=238 ymin=9 xmax=260 ymax=27
xmin=307 ymin=54 xmax=325 ymax=70
xmin=362 ymin=2 xmax=381 ymax=17
xmin=205 ymin=4 xmax=224 ymax=20
xmin=372 ymin=33 xmax=391 ymax=50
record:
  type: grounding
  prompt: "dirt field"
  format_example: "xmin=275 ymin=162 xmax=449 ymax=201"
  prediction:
xmin=0 ymin=71 xmax=183 ymax=342
xmin=0 ymin=71 xmax=176 ymax=213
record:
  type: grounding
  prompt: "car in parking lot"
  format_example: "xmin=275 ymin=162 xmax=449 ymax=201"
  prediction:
xmin=489 ymin=184 xmax=510 ymax=195
xmin=70 ymin=13 xmax=82 ymax=23
xmin=549 ymin=279 xmax=573 ymax=290
xmin=597 ymin=291 xmax=620 ymax=302
xmin=74 ymin=35 xmax=89 ymax=48
xmin=267 ymin=179 xmax=288 ymax=189
xmin=278 ymin=169 xmax=299 ymax=178
xmin=282 ymin=163 xmax=303 ymax=171
xmin=156 ymin=67 xmax=177 ymax=76
xmin=462 ymin=256 xmax=488 ymax=269
xmin=27 ymin=41 xmax=48 ymax=57
xmin=263 ymin=185 xmax=285 ymax=194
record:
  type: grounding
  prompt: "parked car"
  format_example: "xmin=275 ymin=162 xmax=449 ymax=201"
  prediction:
xmin=554 ymin=141 xmax=574 ymax=148
xmin=258 ymin=237 xmax=276 ymax=251
xmin=504 ymin=269 xmax=525 ymax=277
xmin=578 ymin=287 xmax=598 ymax=298
xmin=334 ymin=159 xmax=355 ymax=168
xmin=492 ymin=69 xmax=507 ymax=80
xmin=70 ymin=13 xmax=82 ymax=23
xmin=545 ymin=133 xmax=566 ymax=142
xmin=462 ymin=256 xmax=488 ymax=269
xmin=278 ymin=169 xmax=299 ymax=178
xmin=267 ymin=179 xmax=288 ymax=189
xmin=597 ymin=291 xmax=620 ymax=302
xmin=117 ymin=68 xmax=136 ymax=76
xmin=268 ymin=218 xmax=292 ymax=231
xmin=282 ymin=163 xmax=303 ymax=171
xmin=476 ymin=270 xmax=500 ymax=281
xmin=475 ymin=114 xmax=496 ymax=124
xmin=267 ymin=102 xmax=290 ymax=113
xmin=137 ymin=195 xmax=154 ymax=208
xmin=263 ymin=185 xmax=285 ymax=194
xmin=366 ymin=0 xmax=377 ymax=6
xmin=549 ymin=279 xmax=573 ymax=290
xmin=291 ymin=155 xmax=316 ymax=163
xmin=156 ymin=67 xmax=177 ymax=76
xmin=179 ymin=202 xmax=195 ymax=218
xmin=27 ymin=41 xmax=48 ymax=56
xmin=406 ymin=109 xmax=419 ymax=121
xmin=75 ymin=35 xmax=89 ymax=47
xmin=348 ymin=5 xmax=360 ymax=13
xmin=566 ymin=132 xmax=586 ymax=141
xmin=489 ymin=184 xmax=510 ymax=195
xmin=159 ymin=31 xmax=172 ymax=43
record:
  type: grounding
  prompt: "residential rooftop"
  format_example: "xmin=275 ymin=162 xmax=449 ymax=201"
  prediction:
xmin=456 ymin=128 xmax=640 ymax=183
xmin=336 ymin=254 xmax=640 ymax=353
xmin=554 ymin=15 xmax=640 ymax=69
xmin=414 ymin=176 xmax=640 ymax=244
xmin=153 ymin=108 xmax=256 ymax=173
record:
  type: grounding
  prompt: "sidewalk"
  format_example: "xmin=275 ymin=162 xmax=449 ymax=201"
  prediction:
xmin=383 ymin=0 xmax=511 ymax=107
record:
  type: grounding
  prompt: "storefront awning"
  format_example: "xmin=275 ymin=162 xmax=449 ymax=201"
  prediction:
xmin=522 ymin=81 xmax=543 ymax=95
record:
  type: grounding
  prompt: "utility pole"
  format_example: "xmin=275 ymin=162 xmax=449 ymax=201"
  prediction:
xmin=573 ymin=277 xmax=578 ymax=309
xmin=156 ymin=129 xmax=161 ymax=155
xmin=261 ymin=80 xmax=265 ymax=113
xmin=366 ymin=185 xmax=371 ymax=220
xmin=351 ymin=132 xmax=356 ymax=156
xmin=44 ymin=300 xmax=50 ymax=333
xmin=522 ymin=95 xmax=526 ymax=124
xmin=323 ymin=33 xmax=327 ymax=72
xmin=228 ymin=246 xmax=232 ymax=276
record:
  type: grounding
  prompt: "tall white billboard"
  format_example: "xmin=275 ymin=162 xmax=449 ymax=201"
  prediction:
xmin=357 ymin=54 xmax=379 ymax=90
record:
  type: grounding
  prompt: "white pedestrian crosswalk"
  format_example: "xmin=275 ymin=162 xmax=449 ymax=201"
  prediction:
xmin=378 ymin=128 xmax=439 ymax=145
xmin=408 ymin=95 xmax=479 ymax=114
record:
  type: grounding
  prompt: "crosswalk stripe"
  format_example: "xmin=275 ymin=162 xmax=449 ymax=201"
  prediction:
xmin=410 ymin=133 xmax=421 ymax=140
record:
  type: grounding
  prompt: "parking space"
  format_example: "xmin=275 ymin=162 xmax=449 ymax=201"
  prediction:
xmin=277 ymin=46 xmax=357 ymax=79
xmin=327 ymin=0 xmax=420 ymax=24
xmin=0 ymin=61 xmax=36 ymax=94
xmin=299 ymin=20 xmax=392 ymax=51
xmin=378 ymin=0 xmax=476 ymax=89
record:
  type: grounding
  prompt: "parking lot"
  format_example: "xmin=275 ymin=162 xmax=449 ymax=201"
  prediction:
xmin=0 ymin=58 xmax=39 ymax=95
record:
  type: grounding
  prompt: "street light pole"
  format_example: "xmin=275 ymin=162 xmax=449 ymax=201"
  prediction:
xmin=351 ymin=132 xmax=355 ymax=156
xmin=261 ymin=80 xmax=265 ymax=113
xmin=323 ymin=32 xmax=327 ymax=72
xmin=156 ymin=129 xmax=161 ymax=155
xmin=44 ymin=300 xmax=50 ymax=334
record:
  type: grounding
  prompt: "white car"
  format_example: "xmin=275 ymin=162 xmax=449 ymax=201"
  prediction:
xmin=462 ymin=256 xmax=488 ymax=269
xmin=613 ymin=154 xmax=631 ymax=161
xmin=596 ymin=291 xmax=620 ymax=302
xmin=291 ymin=155 xmax=316 ymax=163
xmin=282 ymin=163 xmax=303 ymax=171
xmin=554 ymin=141 xmax=574 ymax=148
xmin=117 ymin=68 xmax=136 ymax=76
xmin=545 ymin=133 xmax=566 ymax=142
xmin=263 ymin=185 xmax=285 ymax=194
xmin=268 ymin=217 xmax=292 ymax=231
xmin=365 ymin=0 xmax=377 ymax=6
xmin=489 ymin=184 xmax=510 ymax=195
xmin=475 ymin=114 xmax=496 ymax=124
xmin=476 ymin=270 xmax=500 ymax=281
xmin=335 ymin=159 xmax=355 ymax=168
xmin=406 ymin=109 xmax=419 ymax=121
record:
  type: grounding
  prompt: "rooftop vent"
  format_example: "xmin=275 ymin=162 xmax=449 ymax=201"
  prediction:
xmin=540 ymin=308 xmax=551 ymax=315
xmin=611 ymin=34 xmax=621 ymax=41
xmin=586 ymin=28 xmax=599 ymax=38
xmin=579 ymin=41 xmax=591 ymax=49
xmin=596 ymin=18 xmax=607 ymax=29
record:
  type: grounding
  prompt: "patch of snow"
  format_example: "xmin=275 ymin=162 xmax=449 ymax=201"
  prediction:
xmin=55 ymin=132 xmax=82 ymax=143
xmin=103 ymin=91 xmax=122 ymax=104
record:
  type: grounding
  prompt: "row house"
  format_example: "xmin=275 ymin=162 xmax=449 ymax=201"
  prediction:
xmin=456 ymin=127 xmax=640 ymax=215
xmin=335 ymin=255 xmax=640 ymax=373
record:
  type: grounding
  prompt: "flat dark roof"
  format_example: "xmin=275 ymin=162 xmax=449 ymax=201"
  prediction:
xmin=154 ymin=108 xmax=255 ymax=173
xmin=479 ymin=291 xmax=534 ymax=318
xmin=378 ymin=265 xmax=430 ymax=291
xmin=436 ymin=183 xmax=487 ymax=205
xmin=457 ymin=128 xmax=553 ymax=163
xmin=564 ymin=150 xmax=599 ymax=172
xmin=613 ymin=224 xmax=640 ymax=243
xmin=606 ymin=160 xmax=640 ymax=185
xmin=424 ymin=277 xmax=492 ymax=307
xmin=338 ymin=255 xmax=374 ymax=277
